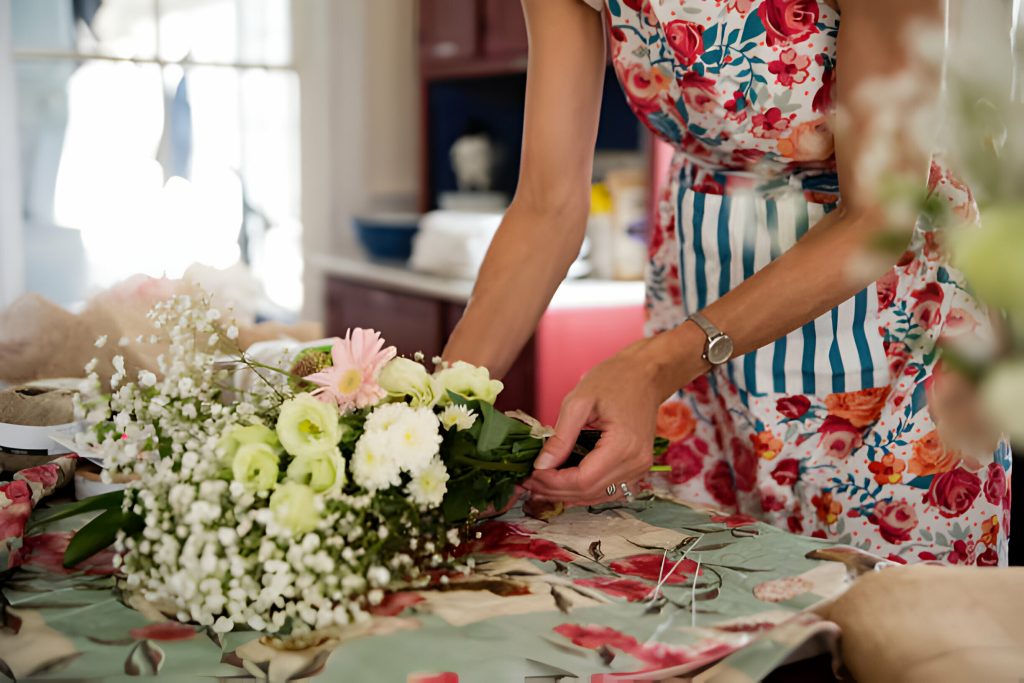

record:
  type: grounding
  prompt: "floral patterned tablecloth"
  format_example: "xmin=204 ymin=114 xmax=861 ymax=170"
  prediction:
xmin=0 ymin=457 xmax=872 ymax=682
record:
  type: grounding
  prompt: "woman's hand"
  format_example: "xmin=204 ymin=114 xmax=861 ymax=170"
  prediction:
xmin=522 ymin=326 xmax=708 ymax=504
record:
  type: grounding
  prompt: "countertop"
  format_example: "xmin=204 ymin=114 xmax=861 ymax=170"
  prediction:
xmin=311 ymin=254 xmax=646 ymax=310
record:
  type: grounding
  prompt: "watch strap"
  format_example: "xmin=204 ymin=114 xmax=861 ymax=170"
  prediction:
xmin=687 ymin=312 xmax=722 ymax=341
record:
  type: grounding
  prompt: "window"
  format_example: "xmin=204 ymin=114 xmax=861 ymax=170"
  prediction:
xmin=10 ymin=0 xmax=302 ymax=312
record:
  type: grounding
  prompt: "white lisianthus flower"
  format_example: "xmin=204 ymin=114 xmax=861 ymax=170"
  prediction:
xmin=350 ymin=431 xmax=403 ymax=492
xmin=981 ymin=361 xmax=1024 ymax=443
xmin=219 ymin=424 xmax=279 ymax=464
xmin=434 ymin=361 xmax=503 ymax=405
xmin=379 ymin=357 xmax=439 ymax=407
xmin=365 ymin=403 xmax=442 ymax=474
xmin=438 ymin=404 xmax=477 ymax=431
xmin=276 ymin=393 xmax=344 ymax=457
xmin=287 ymin=447 xmax=346 ymax=494
xmin=269 ymin=482 xmax=320 ymax=533
xmin=231 ymin=442 xmax=280 ymax=491
xmin=407 ymin=457 xmax=449 ymax=508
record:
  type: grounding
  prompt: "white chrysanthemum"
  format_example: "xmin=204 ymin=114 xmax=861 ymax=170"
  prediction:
xmin=383 ymin=405 xmax=443 ymax=474
xmin=438 ymin=404 xmax=477 ymax=431
xmin=350 ymin=430 xmax=403 ymax=492
xmin=362 ymin=403 xmax=442 ymax=474
xmin=363 ymin=402 xmax=411 ymax=434
xmin=407 ymin=457 xmax=449 ymax=508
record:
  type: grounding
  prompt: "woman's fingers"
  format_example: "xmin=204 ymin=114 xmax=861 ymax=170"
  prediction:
xmin=527 ymin=431 xmax=648 ymax=501
xmin=532 ymin=394 xmax=592 ymax=470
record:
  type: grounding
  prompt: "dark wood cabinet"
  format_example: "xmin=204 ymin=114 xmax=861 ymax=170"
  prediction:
xmin=325 ymin=278 xmax=446 ymax=362
xmin=481 ymin=0 xmax=529 ymax=60
xmin=418 ymin=0 xmax=529 ymax=79
xmin=419 ymin=0 xmax=478 ymax=65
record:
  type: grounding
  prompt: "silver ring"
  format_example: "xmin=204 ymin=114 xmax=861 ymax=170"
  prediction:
xmin=606 ymin=483 xmax=617 ymax=497
xmin=620 ymin=482 xmax=633 ymax=502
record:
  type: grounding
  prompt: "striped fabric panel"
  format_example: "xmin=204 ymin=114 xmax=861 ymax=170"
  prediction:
xmin=675 ymin=185 xmax=891 ymax=397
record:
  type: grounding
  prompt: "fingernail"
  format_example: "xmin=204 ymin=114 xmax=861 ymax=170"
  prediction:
xmin=534 ymin=452 xmax=555 ymax=470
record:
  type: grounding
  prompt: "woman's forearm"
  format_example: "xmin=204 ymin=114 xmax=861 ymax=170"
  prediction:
xmin=442 ymin=197 xmax=589 ymax=376
xmin=643 ymin=207 xmax=906 ymax=398
xmin=441 ymin=0 xmax=606 ymax=377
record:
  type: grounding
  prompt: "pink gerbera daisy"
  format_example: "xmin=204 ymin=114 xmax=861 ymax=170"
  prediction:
xmin=304 ymin=328 xmax=397 ymax=412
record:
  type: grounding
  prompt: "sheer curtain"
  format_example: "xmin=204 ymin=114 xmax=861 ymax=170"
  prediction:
xmin=0 ymin=0 xmax=25 ymax=308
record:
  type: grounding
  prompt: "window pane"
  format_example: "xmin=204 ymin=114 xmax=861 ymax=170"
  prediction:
xmin=239 ymin=70 xmax=302 ymax=310
xmin=12 ymin=0 xmax=157 ymax=59
xmin=159 ymin=0 xmax=291 ymax=65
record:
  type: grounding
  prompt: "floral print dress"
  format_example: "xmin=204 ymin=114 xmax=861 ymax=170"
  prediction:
xmin=581 ymin=0 xmax=1011 ymax=565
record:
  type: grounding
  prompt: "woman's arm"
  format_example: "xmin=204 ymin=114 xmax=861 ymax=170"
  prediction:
xmin=526 ymin=0 xmax=945 ymax=502
xmin=442 ymin=0 xmax=607 ymax=376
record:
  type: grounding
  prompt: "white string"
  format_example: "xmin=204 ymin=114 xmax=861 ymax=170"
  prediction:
xmin=691 ymin=554 xmax=703 ymax=629
xmin=646 ymin=534 xmax=703 ymax=604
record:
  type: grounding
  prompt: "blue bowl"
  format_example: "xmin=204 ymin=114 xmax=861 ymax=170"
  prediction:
xmin=354 ymin=214 xmax=420 ymax=261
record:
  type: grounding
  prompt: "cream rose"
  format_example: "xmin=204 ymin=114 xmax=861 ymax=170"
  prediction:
xmin=218 ymin=424 xmax=279 ymax=464
xmin=276 ymin=393 xmax=345 ymax=457
xmin=269 ymin=482 xmax=320 ymax=534
xmin=231 ymin=442 xmax=281 ymax=491
xmin=286 ymin=448 xmax=346 ymax=494
xmin=434 ymin=361 xmax=503 ymax=405
xmin=379 ymin=357 xmax=439 ymax=407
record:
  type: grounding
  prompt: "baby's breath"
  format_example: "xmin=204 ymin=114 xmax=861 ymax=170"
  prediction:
xmin=75 ymin=291 xmax=451 ymax=637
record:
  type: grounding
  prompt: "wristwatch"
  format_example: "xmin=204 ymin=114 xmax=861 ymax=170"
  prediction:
xmin=686 ymin=312 xmax=735 ymax=366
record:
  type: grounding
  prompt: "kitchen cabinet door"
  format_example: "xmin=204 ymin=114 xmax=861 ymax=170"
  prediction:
xmin=325 ymin=278 xmax=445 ymax=362
xmin=419 ymin=0 xmax=479 ymax=65
xmin=481 ymin=0 xmax=528 ymax=60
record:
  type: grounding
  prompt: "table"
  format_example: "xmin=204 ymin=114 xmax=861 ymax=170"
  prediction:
xmin=1 ymin=458 xmax=866 ymax=682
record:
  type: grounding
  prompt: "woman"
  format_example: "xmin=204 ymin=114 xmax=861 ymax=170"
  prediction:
xmin=443 ymin=0 xmax=1011 ymax=565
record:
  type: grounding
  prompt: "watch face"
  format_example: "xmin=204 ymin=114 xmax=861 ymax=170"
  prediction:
xmin=707 ymin=336 xmax=734 ymax=365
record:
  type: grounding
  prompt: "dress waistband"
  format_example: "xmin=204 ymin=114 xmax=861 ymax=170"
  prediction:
xmin=674 ymin=153 xmax=841 ymax=204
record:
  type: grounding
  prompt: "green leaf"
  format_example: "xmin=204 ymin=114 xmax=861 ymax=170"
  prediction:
xmin=30 ymin=490 xmax=124 ymax=529
xmin=64 ymin=507 xmax=143 ymax=569
xmin=740 ymin=10 xmax=766 ymax=42
xmin=476 ymin=402 xmax=517 ymax=453
xmin=905 ymin=475 xmax=933 ymax=490
xmin=702 ymin=24 xmax=719 ymax=49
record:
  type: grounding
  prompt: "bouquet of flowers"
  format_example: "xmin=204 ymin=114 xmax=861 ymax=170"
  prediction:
xmin=62 ymin=291 xmax=553 ymax=636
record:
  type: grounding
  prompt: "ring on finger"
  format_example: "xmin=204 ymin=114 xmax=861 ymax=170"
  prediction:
xmin=620 ymin=481 xmax=633 ymax=503
xmin=605 ymin=483 xmax=617 ymax=497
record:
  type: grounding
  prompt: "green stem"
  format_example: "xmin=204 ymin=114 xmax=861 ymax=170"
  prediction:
xmin=451 ymin=454 xmax=532 ymax=474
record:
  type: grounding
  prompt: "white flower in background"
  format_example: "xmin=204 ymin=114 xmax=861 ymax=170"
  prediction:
xmin=94 ymin=335 xmax=108 ymax=348
xmin=434 ymin=361 xmax=503 ymax=405
xmin=138 ymin=370 xmax=157 ymax=388
xmin=350 ymin=430 xmax=402 ymax=492
xmin=269 ymin=482 xmax=320 ymax=534
xmin=231 ymin=442 xmax=280 ymax=492
xmin=286 ymin=448 xmax=346 ymax=494
xmin=439 ymin=404 xmax=477 ymax=431
xmin=276 ymin=393 xmax=344 ymax=457
xmin=981 ymin=361 xmax=1024 ymax=443
xmin=365 ymin=403 xmax=442 ymax=474
xmin=407 ymin=458 xmax=449 ymax=508
xmin=378 ymin=357 xmax=439 ymax=407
